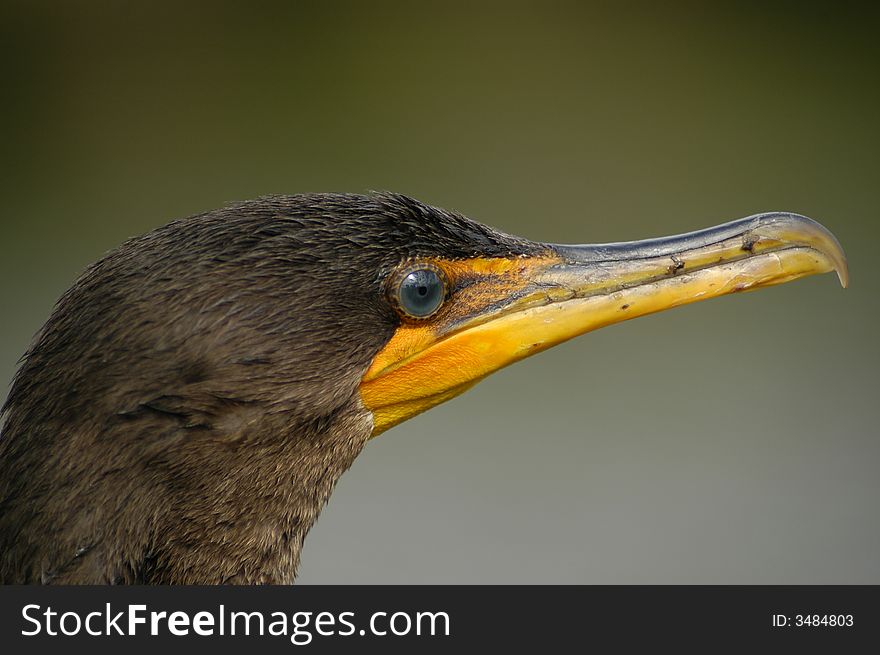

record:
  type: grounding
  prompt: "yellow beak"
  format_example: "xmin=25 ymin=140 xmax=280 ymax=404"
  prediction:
xmin=360 ymin=212 xmax=848 ymax=436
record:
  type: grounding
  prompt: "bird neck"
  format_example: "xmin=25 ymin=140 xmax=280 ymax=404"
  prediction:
xmin=148 ymin=404 xmax=374 ymax=584
xmin=0 ymin=398 xmax=373 ymax=584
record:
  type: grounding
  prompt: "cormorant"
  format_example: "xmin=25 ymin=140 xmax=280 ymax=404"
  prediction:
xmin=0 ymin=193 xmax=848 ymax=584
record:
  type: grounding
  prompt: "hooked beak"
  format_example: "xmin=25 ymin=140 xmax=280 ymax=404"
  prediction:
xmin=360 ymin=212 xmax=848 ymax=436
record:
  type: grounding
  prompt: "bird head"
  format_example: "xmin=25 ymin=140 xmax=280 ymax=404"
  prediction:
xmin=0 ymin=191 xmax=848 ymax=583
xmin=11 ymin=192 xmax=847 ymax=440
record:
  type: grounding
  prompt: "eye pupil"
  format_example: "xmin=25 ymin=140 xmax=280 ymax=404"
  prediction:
xmin=396 ymin=267 xmax=446 ymax=318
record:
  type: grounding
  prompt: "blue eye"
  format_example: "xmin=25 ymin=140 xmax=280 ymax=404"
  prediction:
xmin=395 ymin=266 xmax=447 ymax=319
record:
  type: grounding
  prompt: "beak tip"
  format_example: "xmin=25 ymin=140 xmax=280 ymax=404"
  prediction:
xmin=824 ymin=239 xmax=849 ymax=289
xmin=771 ymin=211 xmax=849 ymax=290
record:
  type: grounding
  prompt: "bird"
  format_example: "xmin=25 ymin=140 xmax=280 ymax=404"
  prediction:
xmin=0 ymin=192 xmax=848 ymax=584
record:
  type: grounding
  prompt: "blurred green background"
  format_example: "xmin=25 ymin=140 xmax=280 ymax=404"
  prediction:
xmin=1 ymin=1 xmax=877 ymax=583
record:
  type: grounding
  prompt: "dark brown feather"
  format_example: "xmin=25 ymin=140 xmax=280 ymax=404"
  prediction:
xmin=0 ymin=193 xmax=538 ymax=584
